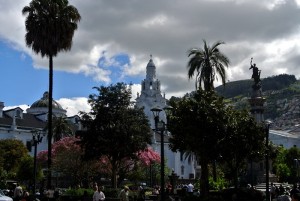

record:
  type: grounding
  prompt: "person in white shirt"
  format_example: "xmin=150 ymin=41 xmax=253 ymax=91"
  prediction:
xmin=93 ymin=186 xmax=105 ymax=201
xmin=187 ymin=183 xmax=194 ymax=195
xmin=13 ymin=183 xmax=23 ymax=201
xmin=93 ymin=186 xmax=99 ymax=201
xmin=98 ymin=186 xmax=105 ymax=201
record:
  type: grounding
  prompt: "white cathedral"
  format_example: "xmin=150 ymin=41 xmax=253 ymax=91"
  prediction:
xmin=135 ymin=57 xmax=200 ymax=179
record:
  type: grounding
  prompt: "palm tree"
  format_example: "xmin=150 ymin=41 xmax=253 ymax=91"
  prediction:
xmin=50 ymin=116 xmax=74 ymax=142
xmin=22 ymin=0 xmax=81 ymax=188
xmin=187 ymin=40 xmax=230 ymax=91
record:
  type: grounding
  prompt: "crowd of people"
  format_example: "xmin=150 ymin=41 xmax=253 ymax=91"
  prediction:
xmin=270 ymin=183 xmax=300 ymax=201
xmin=5 ymin=183 xmax=194 ymax=201
xmin=4 ymin=183 xmax=60 ymax=201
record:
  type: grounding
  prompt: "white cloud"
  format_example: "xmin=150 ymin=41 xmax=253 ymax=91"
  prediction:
xmin=141 ymin=14 xmax=169 ymax=28
xmin=3 ymin=0 xmax=300 ymax=100
xmin=4 ymin=105 xmax=30 ymax=112
xmin=57 ymin=97 xmax=91 ymax=117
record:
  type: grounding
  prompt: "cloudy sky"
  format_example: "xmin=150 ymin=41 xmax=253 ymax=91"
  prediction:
xmin=1 ymin=0 xmax=300 ymax=116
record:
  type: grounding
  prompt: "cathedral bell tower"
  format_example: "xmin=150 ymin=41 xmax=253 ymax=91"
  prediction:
xmin=141 ymin=55 xmax=162 ymax=97
xmin=135 ymin=55 xmax=167 ymax=131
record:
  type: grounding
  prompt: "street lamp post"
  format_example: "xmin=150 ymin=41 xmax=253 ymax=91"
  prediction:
xmin=294 ymin=159 xmax=300 ymax=183
xmin=265 ymin=120 xmax=272 ymax=201
xmin=31 ymin=130 xmax=44 ymax=197
xmin=151 ymin=105 xmax=172 ymax=201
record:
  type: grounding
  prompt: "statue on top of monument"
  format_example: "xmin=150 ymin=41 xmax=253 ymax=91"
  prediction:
xmin=249 ymin=57 xmax=261 ymax=86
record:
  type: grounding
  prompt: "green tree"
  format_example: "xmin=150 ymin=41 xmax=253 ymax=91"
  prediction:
xmin=187 ymin=40 xmax=230 ymax=91
xmin=272 ymin=146 xmax=300 ymax=183
xmin=0 ymin=139 xmax=29 ymax=180
xmin=168 ymin=90 xmax=229 ymax=197
xmin=22 ymin=0 xmax=81 ymax=187
xmin=219 ymin=109 xmax=265 ymax=188
xmin=77 ymin=83 xmax=152 ymax=188
xmin=16 ymin=155 xmax=43 ymax=185
xmin=52 ymin=116 xmax=73 ymax=142
xmin=272 ymin=146 xmax=286 ymax=182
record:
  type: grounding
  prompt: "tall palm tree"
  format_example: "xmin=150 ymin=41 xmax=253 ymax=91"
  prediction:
xmin=22 ymin=0 xmax=81 ymax=188
xmin=49 ymin=116 xmax=74 ymax=142
xmin=187 ymin=40 xmax=230 ymax=91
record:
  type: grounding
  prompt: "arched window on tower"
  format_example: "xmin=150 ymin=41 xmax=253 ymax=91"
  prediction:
xmin=150 ymin=82 xmax=153 ymax=90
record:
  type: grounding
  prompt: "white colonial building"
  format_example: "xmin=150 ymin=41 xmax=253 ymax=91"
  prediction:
xmin=269 ymin=128 xmax=300 ymax=148
xmin=0 ymin=92 xmax=81 ymax=156
xmin=135 ymin=56 xmax=200 ymax=179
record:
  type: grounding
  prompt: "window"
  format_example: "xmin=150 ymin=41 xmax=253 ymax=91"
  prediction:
xmin=181 ymin=165 xmax=184 ymax=175
xmin=16 ymin=110 xmax=21 ymax=118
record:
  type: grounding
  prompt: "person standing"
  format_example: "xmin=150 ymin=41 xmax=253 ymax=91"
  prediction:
xmin=98 ymin=186 xmax=105 ymax=201
xmin=93 ymin=186 xmax=100 ymax=201
xmin=13 ymin=183 xmax=23 ymax=201
xmin=187 ymin=183 xmax=194 ymax=196
xmin=119 ymin=186 xmax=129 ymax=201
xmin=137 ymin=185 xmax=145 ymax=201
xmin=45 ymin=186 xmax=55 ymax=201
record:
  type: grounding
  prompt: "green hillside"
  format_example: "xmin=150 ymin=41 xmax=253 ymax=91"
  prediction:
xmin=215 ymin=74 xmax=297 ymax=98
xmin=215 ymin=74 xmax=300 ymax=120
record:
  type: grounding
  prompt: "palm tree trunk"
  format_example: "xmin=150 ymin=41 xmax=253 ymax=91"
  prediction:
xmin=112 ymin=162 xmax=118 ymax=189
xmin=200 ymin=157 xmax=209 ymax=198
xmin=47 ymin=54 xmax=53 ymax=189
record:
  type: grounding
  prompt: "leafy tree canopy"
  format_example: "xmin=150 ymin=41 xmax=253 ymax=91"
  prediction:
xmin=76 ymin=82 xmax=152 ymax=188
xmin=168 ymin=90 xmax=229 ymax=196
xmin=219 ymin=109 xmax=265 ymax=187
xmin=0 ymin=139 xmax=29 ymax=179
xmin=168 ymin=90 xmax=266 ymax=195
xmin=168 ymin=90 xmax=228 ymax=159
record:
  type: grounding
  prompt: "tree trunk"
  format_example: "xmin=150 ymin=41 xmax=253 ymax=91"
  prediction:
xmin=47 ymin=54 xmax=53 ymax=189
xmin=213 ymin=160 xmax=217 ymax=182
xmin=234 ymin=167 xmax=238 ymax=189
xmin=200 ymin=158 xmax=209 ymax=197
xmin=111 ymin=163 xmax=118 ymax=189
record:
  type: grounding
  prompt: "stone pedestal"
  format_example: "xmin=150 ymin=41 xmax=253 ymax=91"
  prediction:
xmin=248 ymin=84 xmax=266 ymax=123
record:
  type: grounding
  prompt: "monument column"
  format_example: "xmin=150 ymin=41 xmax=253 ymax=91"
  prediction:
xmin=248 ymin=58 xmax=266 ymax=123
xmin=248 ymin=58 xmax=270 ymax=201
